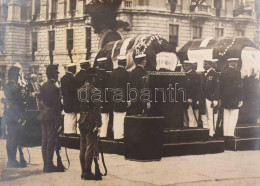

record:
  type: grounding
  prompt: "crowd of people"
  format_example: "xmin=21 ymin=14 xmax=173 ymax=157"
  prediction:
xmin=0 ymin=53 xmax=252 ymax=180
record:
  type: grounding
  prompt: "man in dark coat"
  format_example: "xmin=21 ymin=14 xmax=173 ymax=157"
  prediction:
xmin=129 ymin=54 xmax=150 ymax=116
xmin=3 ymin=65 xmax=27 ymax=168
xmin=39 ymin=64 xmax=62 ymax=172
xmin=201 ymin=59 xmax=220 ymax=138
xmin=110 ymin=56 xmax=130 ymax=141
xmin=95 ymin=57 xmax=111 ymax=138
xmin=75 ymin=61 xmax=92 ymax=113
xmin=183 ymin=62 xmax=202 ymax=127
xmin=78 ymin=73 xmax=102 ymax=180
xmin=61 ymin=63 xmax=77 ymax=134
xmin=220 ymin=58 xmax=243 ymax=138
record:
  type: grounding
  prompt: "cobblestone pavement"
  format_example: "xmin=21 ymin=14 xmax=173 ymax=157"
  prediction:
xmin=1 ymin=139 xmax=260 ymax=186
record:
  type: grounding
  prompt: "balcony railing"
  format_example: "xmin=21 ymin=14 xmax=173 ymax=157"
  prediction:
xmin=192 ymin=4 xmax=211 ymax=15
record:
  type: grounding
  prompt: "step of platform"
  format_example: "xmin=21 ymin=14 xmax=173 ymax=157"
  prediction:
xmin=235 ymin=124 xmax=260 ymax=138
xmin=163 ymin=128 xmax=209 ymax=143
xmin=163 ymin=139 xmax=225 ymax=157
xmin=225 ymin=137 xmax=260 ymax=151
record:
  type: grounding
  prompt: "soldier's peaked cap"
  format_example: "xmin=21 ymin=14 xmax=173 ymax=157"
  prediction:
xmin=97 ymin=57 xmax=108 ymax=62
xmin=183 ymin=60 xmax=197 ymax=64
xmin=46 ymin=64 xmax=59 ymax=74
xmin=204 ymin=59 xmax=218 ymax=62
xmin=227 ymin=58 xmax=239 ymax=62
xmin=135 ymin=54 xmax=146 ymax=60
xmin=66 ymin=63 xmax=76 ymax=67
xmin=80 ymin=61 xmax=91 ymax=65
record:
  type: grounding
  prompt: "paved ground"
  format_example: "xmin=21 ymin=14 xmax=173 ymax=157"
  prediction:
xmin=1 ymin=139 xmax=260 ymax=186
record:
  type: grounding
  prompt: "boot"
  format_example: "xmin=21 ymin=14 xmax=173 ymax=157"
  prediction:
xmin=82 ymin=172 xmax=96 ymax=180
xmin=45 ymin=163 xmax=58 ymax=173
xmin=19 ymin=147 xmax=27 ymax=168
xmin=7 ymin=160 xmax=21 ymax=168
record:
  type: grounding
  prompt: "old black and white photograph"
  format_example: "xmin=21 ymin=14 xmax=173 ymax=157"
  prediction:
xmin=1 ymin=0 xmax=260 ymax=185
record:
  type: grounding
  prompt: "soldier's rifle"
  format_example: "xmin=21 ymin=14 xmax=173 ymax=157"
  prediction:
xmin=93 ymin=127 xmax=107 ymax=181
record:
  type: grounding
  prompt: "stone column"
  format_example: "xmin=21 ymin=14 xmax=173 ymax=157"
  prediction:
xmin=40 ymin=0 xmax=48 ymax=20
xmin=77 ymin=0 xmax=84 ymax=16
xmin=57 ymin=0 xmax=66 ymax=19
xmin=7 ymin=0 xmax=21 ymax=21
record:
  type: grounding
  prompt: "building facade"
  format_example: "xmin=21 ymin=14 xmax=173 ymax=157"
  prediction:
xmin=0 ymin=0 xmax=259 ymax=81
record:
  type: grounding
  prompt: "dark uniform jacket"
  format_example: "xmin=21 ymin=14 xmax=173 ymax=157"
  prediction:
xmin=3 ymin=81 xmax=25 ymax=125
xmin=129 ymin=65 xmax=148 ymax=115
xmin=75 ymin=68 xmax=95 ymax=112
xmin=220 ymin=67 xmax=243 ymax=109
xmin=78 ymin=86 xmax=102 ymax=132
xmin=202 ymin=68 xmax=220 ymax=101
xmin=185 ymin=70 xmax=202 ymax=109
xmin=96 ymin=69 xmax=111 ymax=113
xmin=61 ymin=72 xmax=77 ymax=113
xmin=130 ymin=65 xmax=148 ymax=91
xmin=110 ymin=67 xmax=130 ymax=112
xmin=39 ymin=80 xmax=62 ymax=126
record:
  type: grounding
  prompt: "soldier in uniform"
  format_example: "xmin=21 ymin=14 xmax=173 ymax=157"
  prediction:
xmin=95 ymin=57 xmax=111 ymax=139
xmin=78 ymin=72 xmax=102 ymax=180
xmin=201 ymin=59 xmax=220 ymax=139
xmin=61 ymin=64 xmax=77 ymax=135
xmin=3 ymin=65 xmax=27 ymax=168
xmin=183 ymin=62 xmax=202 ymax=128
xmin=220 ymin=58 xmax=243 ymax=138
xmin=110 ymin=56 xmax=130 ymax=141
xmin=130 ymin=54 xmax=151 ymax=116
xmin=39 ymin=64 xmax=62 ymax=172
xmin=75 ymin=61 xmax=92 ymax=113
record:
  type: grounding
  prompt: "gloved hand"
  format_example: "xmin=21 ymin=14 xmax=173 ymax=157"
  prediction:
xmin=127 ymin=101 xmax=131 ymax=108
xmin=213 ymin=100 xmax=218 ymax=107
xmin=187 ymin=99 xmax=193 ymax=104
xmin=56 ymin=125 xmax=63 ymax=134
xmin=93 ymin=127 xmax=101 ymax=136
xmin=147 ymin=102 xmax=151 ymax=109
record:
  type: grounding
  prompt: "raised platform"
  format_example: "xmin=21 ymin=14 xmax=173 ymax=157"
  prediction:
xmin=163 ymin=127 xmax=224 ymax=157
xmin=59 ymin=119 xmax=260 ymax=160
xmin=224 ymin=124 xmax=260 ymax=151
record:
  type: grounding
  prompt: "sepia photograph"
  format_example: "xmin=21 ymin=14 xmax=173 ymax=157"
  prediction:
xmin=0 ymin=0 xmax=260 ymax=185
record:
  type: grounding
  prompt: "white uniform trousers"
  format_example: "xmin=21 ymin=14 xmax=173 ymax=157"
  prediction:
xmin=205 ymin=99 xmax=218 ymax=137
xmin=64 ymin=113 xmax=77 ymax=134
xmin=201 ymin=114 xmax=209 ymax=129
xmin=100 ymin=113 xmax=110 ymax=138
xmin=183 ymin=106 xmax=199 ymax=127
xmin=113 ymin=112 xmax=126 ymax=139
xmin=223 ymin=109 xmax=239 ymax=137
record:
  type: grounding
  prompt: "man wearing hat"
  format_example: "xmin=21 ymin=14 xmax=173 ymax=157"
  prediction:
xmin=201 ymin=59 xmax=220 ymax=139
xmin=75 ymin=61 xmax=92 ymax=113
xmin=39 ymin=64 xmax=62 ymax=172
xmin=3 ymin=65 xmax=27 ymax=168
xmin=220 ymin=58 xmax=243 ymax=138
xmin=61 ymin=63 xmax=77 ymax=135
xmin=183 ymin=61 xmax=202 ymax=128
xmin=130 ymin=53 xmax=150 ymax=116
xmin=78 ymin=71 xmax=102 ymax=180
xmin=110 ymin=56 xmax=130 ymax=141
xmin=27 ymin=73 xmax=40 ymax=110
xmin=95 ymin=57 xmax=111 ymax=138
